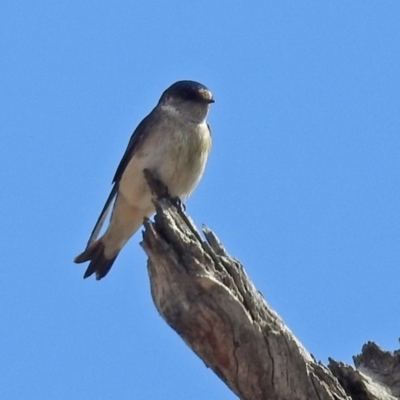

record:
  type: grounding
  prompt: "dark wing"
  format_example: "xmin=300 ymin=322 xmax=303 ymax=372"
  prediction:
xmin=112 ymin=110 xmax=158 ymax=184
xmin=84 ymin=110 xmax=157 ymax=249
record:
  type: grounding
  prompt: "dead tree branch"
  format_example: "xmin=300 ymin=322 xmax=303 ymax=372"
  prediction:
xmin=140 ymin=170 xmax=399 ymax=400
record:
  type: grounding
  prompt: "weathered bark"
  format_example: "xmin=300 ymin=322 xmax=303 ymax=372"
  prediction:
xmin=328 ymin=343 xmax=400 ymax=400
xmin=140 ymin=172 xmax=399 ymax=399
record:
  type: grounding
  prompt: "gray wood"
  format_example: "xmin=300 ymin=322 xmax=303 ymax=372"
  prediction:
xmin=140 ymin=170 xmax=398 ymax=399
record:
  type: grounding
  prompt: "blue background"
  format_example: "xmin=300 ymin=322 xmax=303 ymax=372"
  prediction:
xmin=1 ymin=2 xmax=399 ymax=399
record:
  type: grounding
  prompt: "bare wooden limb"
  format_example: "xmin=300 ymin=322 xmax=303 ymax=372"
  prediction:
xmin=354 ymin=341 xmax=400 ymax=396
xmin=328 ymin=343 xmax=400 ymax=400
xmin=140 ymin=170 xmax=397 ymax=399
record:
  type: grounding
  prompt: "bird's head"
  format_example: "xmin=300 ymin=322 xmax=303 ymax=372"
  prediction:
xmin=158 ymin=80 xmax=214 ymax=123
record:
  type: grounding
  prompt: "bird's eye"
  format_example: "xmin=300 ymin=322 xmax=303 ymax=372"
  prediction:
xmin=183 ymin=90 xmax=199 ymax=101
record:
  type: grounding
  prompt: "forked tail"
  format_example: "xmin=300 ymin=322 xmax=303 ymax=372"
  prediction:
xmin=74 ymin=240 xmax=118 ymax=280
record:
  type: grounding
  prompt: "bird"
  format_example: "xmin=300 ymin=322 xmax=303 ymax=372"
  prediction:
xmin=74 ymin=80 xmax=214 ymax=280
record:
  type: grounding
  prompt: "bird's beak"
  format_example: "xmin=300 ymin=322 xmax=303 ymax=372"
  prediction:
xmin=208 ymin=99 xmax=215 ymax=104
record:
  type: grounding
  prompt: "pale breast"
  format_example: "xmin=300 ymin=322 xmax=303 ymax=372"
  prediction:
xmin=164 ymin=121 xmax=211 ymax=197
xmin=119 ymin=118 xmax=211 ymax=205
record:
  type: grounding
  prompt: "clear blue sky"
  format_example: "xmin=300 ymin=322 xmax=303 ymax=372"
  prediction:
xmin=1 ymin=1 xmax=399 ymax=399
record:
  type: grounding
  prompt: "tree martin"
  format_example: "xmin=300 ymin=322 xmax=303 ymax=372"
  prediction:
xmin=74 ymin=80 xmax=214 ymax=280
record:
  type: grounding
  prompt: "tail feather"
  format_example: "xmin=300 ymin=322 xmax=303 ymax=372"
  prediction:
xmin=74 ymin=240 xmax=118 ymax=280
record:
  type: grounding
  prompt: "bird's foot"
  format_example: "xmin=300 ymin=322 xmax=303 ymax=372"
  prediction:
xmin=143 ymin=169 xmax=186 ymax=212
xmin=171 ymin=196 xmax=186 ymax=212
xmin=143 ymin=168 xmax=170 ymax=197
